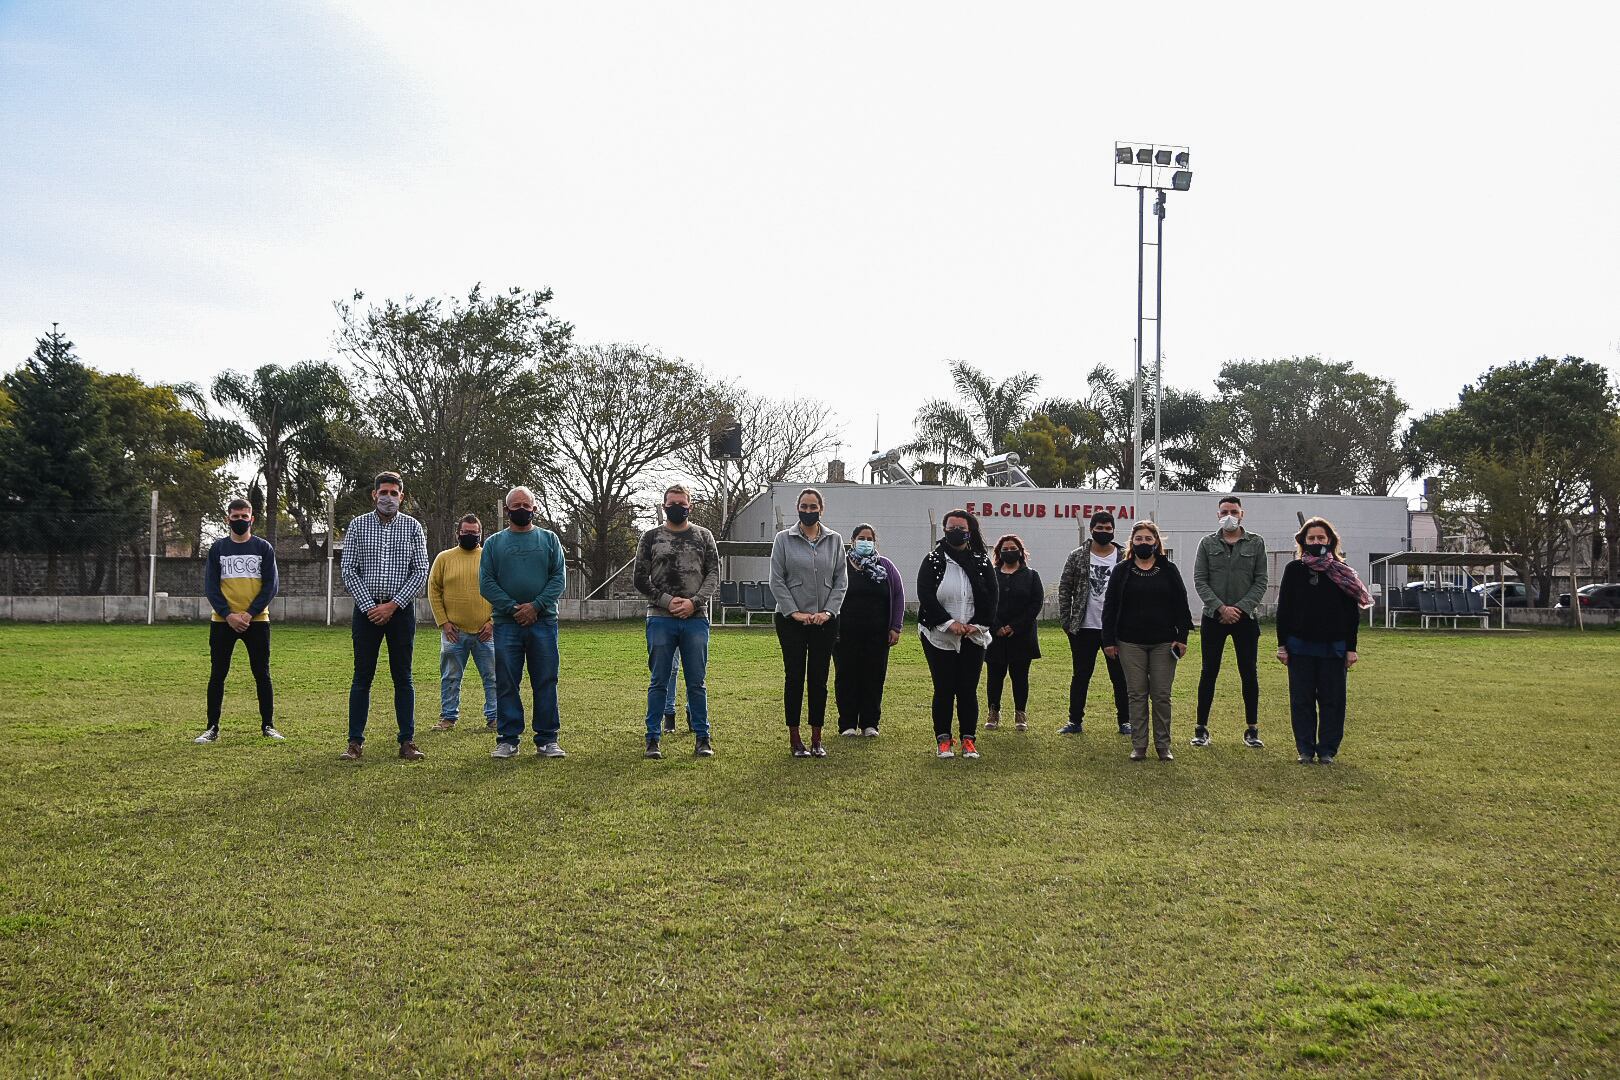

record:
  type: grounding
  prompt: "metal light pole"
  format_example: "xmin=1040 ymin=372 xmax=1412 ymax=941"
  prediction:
xmin=1153 ymin=190 xmax=1166 ymax=519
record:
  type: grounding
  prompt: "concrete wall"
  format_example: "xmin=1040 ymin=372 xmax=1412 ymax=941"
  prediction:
xmin=0 ymin=596 xmax=653 ymax=624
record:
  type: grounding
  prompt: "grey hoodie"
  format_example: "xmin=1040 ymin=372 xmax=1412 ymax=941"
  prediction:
xmin=769 ymin=523 xmax=848 ymax=616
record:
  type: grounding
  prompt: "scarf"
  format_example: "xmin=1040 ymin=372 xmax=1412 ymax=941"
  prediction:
xmin=849 ymin=550 xmax=887 ymax=584
xmin=1303 ymin=553 xmax=1373 ymax=609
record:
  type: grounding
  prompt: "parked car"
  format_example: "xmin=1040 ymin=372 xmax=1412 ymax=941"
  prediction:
xmin=1472 ymin=581 xmax=1529 ymax=609
xmin=1555 ymin=583 xmax=1620 ymax=610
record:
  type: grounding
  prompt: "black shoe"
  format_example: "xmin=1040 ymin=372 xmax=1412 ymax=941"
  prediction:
xmin=261 ymin=725 xmax=285 ymax=741
xmin=1056 ymin=722 xmax=1083 ymax=735
xmin=193 ymin=726 xmax=219 ymax=744
xmin=645 ymin=737 xmax=662 ymax=759
xmin=1297 ymin=752 xmax=1314 ymax=764
xmin=1190 ymin=728 xmax=1211 ymax=747
xmin=662 ymin=713 xmax=677 ymax=734
xmin=1318 ymin=755 xmax=1335 ymax=766
xmin=695 ymin=737 xmax=714 ymax=757
xmin=1117 ymin=722 xmax=1132 ymax=736
xmin=1243 ymin=728 xmax=1265 ymax=748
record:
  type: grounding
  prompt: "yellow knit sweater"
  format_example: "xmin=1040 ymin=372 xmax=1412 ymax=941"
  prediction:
xmin=428 ymin=546 xmax=493 ymax=629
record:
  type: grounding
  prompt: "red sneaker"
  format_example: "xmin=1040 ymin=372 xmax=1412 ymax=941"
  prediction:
xmin=936 ymin=738 xmax=955 ymax=759
xmin=961 ymin=737 xmax=979 ymax=759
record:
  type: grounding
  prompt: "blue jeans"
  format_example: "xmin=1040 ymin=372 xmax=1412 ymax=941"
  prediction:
xmin=494 ymin=619 xmax=560 ymax=746
xmin=349 ymin=604 xmax=415 ymax=744
xmin=440 ymin=631 xmax=496 ymax=722
xmin=663 ymin=651 xmax=682 ymax=719
xmin=646 ymin=616 xmax=709 ymax=738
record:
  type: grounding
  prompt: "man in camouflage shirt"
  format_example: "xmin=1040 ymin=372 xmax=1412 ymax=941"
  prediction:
xmin=632 ymin=484 xmax=721 ymax=760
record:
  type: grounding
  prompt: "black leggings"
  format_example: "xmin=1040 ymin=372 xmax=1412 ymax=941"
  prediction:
xmin=207 ymin=620 xmax=273 ymax=727
xmin=775 ymin=613 xmax=837 ymax=728
xmin=921 ymin=635 xmax=985 ymax=740
xmin=985 ymin=653 xmax=1031 ymax=711
xmin=834 ymin=622 xmax=891 ymax=730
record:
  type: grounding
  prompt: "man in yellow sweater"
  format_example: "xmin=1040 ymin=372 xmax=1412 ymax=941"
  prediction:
xmin=428 ymin=513 xmax=497 ymax=731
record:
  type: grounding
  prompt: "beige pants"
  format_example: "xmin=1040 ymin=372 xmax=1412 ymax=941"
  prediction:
xmin=1117 ymin=641 xmax=1178 ymax=752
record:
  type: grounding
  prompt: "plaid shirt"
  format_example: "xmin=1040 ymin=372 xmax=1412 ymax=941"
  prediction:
xmin=341 ymin=511 xmax=430 ymax=612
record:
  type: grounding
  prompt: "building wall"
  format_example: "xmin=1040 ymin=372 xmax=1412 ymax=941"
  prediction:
xmin=727 ymin=483 xmax=1411 ymax=615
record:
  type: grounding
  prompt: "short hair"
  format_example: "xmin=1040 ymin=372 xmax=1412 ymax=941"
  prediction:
xmin=459 ymin=514 xmax=482 ymax=528
xmin=1128 ymin=519 xmax=1166 ymax=557
xmin=663 ymin=484 xmax=692 ymax=502
xmin=1295 ymin=516 xmax=1345 ymax=560
xmin=994 ymin=533 xmax=1028 ymax=559
xmin=373 ymin=471 xmax=403 ymax=492
xmin=226 ymin=498 xmax=251 ymax=514
xmin=795 ymin=486 xmax=824 ymax=509
xmin=1089 ymin=510 xmax=1115 ymax=528
xmin=1218 ymin=494 xmax=1242 ymax=508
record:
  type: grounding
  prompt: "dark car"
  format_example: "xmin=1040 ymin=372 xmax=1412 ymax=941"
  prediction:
xmin=1472 ymin=582 xmax=1529 ymax=609
xmin=1555 ymin=583 xmax=1620 ymax=610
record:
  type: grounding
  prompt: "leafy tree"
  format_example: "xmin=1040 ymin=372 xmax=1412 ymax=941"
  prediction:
xmin=903 ymin=398 xmax=980 ymax=484
xmin=1588 ymin=417 xmax=1620 ymax=582
xmin=1411 ymin=356 xmax=1617 ymax=602
xmin=903 ymin=360 xmax=1041 ymax=481
xmin=673 ymin=392 xmax=841 ymax=538
xmin=335 ymin=284 xmax=572 ymax=553
xmin=1004 ymin=413 xmax=1092 ymax=487
xmin=544 ymin=344 xmax=723 ymax=590
xmin=1213 ymin=357 xmax=1408 ymax=496
xmin=208 ymin=361 xmax=359 ymax=548
xmin=1085 ymin=364 xmax=1220 ymax=491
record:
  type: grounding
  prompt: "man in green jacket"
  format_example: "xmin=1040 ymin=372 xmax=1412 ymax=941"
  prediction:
xmin=1192 ymin=495 xmax=1268 ymax=748
xmin=479 ymin=486 xmax=568 ymax=760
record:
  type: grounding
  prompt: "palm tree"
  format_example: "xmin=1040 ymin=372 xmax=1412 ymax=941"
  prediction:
xmin=1086 ymin=364 xmax=1221 ymax=491
xmin=209 ymin=362 xmax=356 ymax=545
xmin=904 ymin=360 xmax=1041 ymax=481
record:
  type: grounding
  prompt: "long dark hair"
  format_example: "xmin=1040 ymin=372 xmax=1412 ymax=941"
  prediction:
xmin=941 ymin=508 xmax=987 ymax=556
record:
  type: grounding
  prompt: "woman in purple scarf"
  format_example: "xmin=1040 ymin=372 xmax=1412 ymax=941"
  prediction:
xmin=1275 ymin=517 xmax=1372 ymax=764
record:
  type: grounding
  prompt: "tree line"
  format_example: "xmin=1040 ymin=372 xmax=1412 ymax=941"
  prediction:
xmin=3 ymin=287 xmax=1615 ymax=603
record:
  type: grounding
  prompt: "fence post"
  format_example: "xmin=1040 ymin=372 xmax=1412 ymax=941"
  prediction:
xmin=325 ymin=492 xmax=336 ymax=626
xmin=147 ymin=490 xmax=158 ymax=625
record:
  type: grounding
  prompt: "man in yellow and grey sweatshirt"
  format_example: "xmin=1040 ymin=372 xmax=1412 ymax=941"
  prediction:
xmin=197 ymin=498 xmax=279 ymax=743
xmin=428 ymin=513 xmax=496 ymax=732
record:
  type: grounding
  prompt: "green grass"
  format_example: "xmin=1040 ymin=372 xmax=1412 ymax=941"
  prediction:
xmin=0 ymin=621 xmax=1616 ymax=1077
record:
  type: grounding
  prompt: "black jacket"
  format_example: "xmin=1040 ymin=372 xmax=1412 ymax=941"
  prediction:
xmin=1100 ymin=557 xmax=1193 ymax=648
xmin=916 ymin=543 xmax=999 ymax=630
xmin=988 ymin=564 xmax=1043 ymax=661
xmin=1275 ymin=560 xmax=1361 ymax=651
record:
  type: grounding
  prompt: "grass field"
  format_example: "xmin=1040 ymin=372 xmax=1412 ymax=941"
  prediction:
xmin=0 ymin=621 xmax=1616 ymax=1077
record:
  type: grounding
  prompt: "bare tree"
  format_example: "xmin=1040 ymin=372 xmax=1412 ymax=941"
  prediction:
xmin=673 ymin=391 xmax=842 ymax=538
xmin=544 ymin=344 xmax=723 ymax=590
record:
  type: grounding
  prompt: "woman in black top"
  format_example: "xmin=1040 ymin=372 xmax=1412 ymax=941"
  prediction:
xmin=916 ymin=509 xmax=999 ymax=759
xmin=834 ymin=524 xmax=905 ymax=737
xmin=984 ymin=533 xmax=1042 ymax=732
xmin=1101 ymin=521 xmax=1192 ymax=761
xmin=1275 ymin=516 xmax=1370 ymax=765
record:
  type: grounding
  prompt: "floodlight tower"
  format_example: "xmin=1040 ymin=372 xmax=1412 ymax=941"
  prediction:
xmin=1114 ymin=142 xmax=1191 ymax=519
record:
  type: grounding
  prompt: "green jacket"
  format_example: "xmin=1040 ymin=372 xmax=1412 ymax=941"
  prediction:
xmin=1192 ymin=531 xmax=1268 ymax=619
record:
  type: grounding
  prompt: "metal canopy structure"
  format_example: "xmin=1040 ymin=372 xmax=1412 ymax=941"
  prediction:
xmin=1370 ymin=551 xmax=1522 ymax=629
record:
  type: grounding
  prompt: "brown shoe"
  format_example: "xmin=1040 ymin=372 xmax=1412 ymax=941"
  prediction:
xmin=340 ymin=741 xmax=362 ymax=761
xmin=432 ymin=718 xmax=456 ymax=732
xmin=1014 ymin=710 xmax=1029 ymax=732
xmin=398 ymin=741 xmax=425 ymax=761
xmin=1157 ymin=749 xmax=1175 ymax=761
xmin=1129 ymin=748 xmax=1147 ymax=761
xmin=985 ymin=708 xmax=1000 ymax=730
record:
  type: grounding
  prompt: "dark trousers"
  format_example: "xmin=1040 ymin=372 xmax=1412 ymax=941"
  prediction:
xmin=349 ymin=604 xmax=416 ymax=744
xmin=206 ymin=620 xmax=273 ymax=727
xmin=775 ymin=613 xmax=837 ymax=728
xmin=1067 ymin=628 xmax=1128 ymax=727
xmin=1288 ymin=653 xmax=1347 ymax=758
xmin=833 ymin=623 xmax=891 ymax=730
xmin=1196 ymin=614 xmax=1260 ymax=729
xmin=921 ymin=636 xmax=985 ymax=740
xmin=985 ymin=653 xmax=1031 ymax=711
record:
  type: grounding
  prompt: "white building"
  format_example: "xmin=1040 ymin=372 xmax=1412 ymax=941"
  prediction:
xmin=727 ymin=481 xmax=1411 ymax=614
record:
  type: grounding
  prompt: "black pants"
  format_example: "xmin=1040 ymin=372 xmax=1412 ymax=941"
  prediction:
xmin=985 ymin=652 xmax=1031 ymax=711
xmin=833 ymin=622 xmax=891 ymax=730
xmin=1288 ymin=652 xmax=1347 ymax=758
xmin=1067 ymin=629 xmax=1128 ymax=727
xmin=1196 ymin=614 xmax=1260 ymax=729
xmin=206 ymin=620 xmax=273 ymax=728
xmin=349 ymin=604 xmax=416 ymax=744
xmin=775 ymin=613 xmax=837 ymax=728
xmin=921 ymin=635 xmax=985 ymax=740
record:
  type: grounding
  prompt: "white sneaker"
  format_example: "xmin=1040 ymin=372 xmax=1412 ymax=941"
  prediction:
xmin=862 ymin=727 xmax=879 ymax=737
xmin=490 ymin=742 xmax=519 ymax=759
xmin=261 ymin=726 xmax=285 ymax=741
xmin=537 ymin=742 xmax=567 ymax=758
xmin=193 ymin=727 xmax=218 ymax=744
xmin=839 ymin=728 xmax=861 ymax=737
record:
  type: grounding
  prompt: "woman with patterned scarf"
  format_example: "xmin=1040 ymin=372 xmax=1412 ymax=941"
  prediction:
xmin=1275 ymin=516 xmax=1373 ymax=765
xmin=833 ymin=524 xmax=905 ymax=737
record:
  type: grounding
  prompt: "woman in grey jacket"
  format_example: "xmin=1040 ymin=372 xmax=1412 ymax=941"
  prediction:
xmin=769 ymin=487 xmax=848 ymax=757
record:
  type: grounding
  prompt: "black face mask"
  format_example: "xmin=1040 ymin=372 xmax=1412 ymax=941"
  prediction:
xmin=458 ymin=533 xmax=480 ymax=550
xmin=507 ymin=507 xmax=534 ymax=526
xmin=798 ymin=510 xmax=820 ymax=528
xmin=998 ymin=549 xmax=1021 ymax=564
xmin=1305 ymin=543 xmax=1331 ymax=558
xmin=1091 ymin=530 xmax=1113 ymax=547
xmin=944 ymin=528 xmax=970 ymax=548
xmin=665 ymin=504 xmax=690 ymax=525
xmin=229 ymin=519 xmax=251 ymax=535
xmin=1132 ymin=542 xmax=1157 ymax=560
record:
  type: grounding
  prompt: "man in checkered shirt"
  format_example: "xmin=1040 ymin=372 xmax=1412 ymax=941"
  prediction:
xmin=339 ymin=471 xmax=430 ymax=762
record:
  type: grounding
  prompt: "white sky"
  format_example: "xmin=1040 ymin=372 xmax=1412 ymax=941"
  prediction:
xmin=3 ymin=1 xmax=1618 ymax=472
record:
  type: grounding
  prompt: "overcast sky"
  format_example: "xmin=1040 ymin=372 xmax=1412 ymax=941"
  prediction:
xmin=3 ymin=1 xmax=1617 ymax=476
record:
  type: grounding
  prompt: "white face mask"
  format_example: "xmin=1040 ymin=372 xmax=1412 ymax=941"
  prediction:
xmin=1219 ymin=513 xmax=1240 ymax=532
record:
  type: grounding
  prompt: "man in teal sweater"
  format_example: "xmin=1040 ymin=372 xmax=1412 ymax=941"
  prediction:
xmin=479 ymin=486 xmax=568 ymax=759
